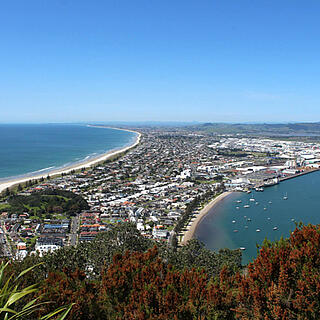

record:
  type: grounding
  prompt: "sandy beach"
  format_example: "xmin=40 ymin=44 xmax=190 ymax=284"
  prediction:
xmin=0 ymin=128 xmax=141 ymax=194
xmin=181 ymin=191 xmax=233 ymax=245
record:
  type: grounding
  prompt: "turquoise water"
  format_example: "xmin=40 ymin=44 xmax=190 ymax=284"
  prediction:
xmin=195 ymin=171 xmax=320 ymax=264
xmin=0 ymin=124 xmax=136 ymax=180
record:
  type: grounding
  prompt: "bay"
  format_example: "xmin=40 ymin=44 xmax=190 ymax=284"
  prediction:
xmin=195 ymin=171 xmax=320 ymax=264
xmin=0 ymin=124 xmax=136 ymax=180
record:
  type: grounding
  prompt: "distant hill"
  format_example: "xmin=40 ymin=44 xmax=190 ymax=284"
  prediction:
xmin=190 ymin=122 xmax=320 ymax=136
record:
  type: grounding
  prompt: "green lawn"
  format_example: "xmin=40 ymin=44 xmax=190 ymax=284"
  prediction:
xmin=0 ymin=203 xmax=11 ymax=211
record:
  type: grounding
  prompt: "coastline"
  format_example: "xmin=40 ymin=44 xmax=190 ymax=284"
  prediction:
xmin=86 ymin=124 xmax=139 ymax=136
xmin=0 ymin=128 xmax=141 ymax=194
xmin=181 ymin=191 xmax=233 ymax=245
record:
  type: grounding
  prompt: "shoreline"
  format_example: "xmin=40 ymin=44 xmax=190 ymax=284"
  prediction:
xmin=0 ymin=128 xmax=141 ymax=194
xmin=86 ymin=124 xmax=139 ymax=136
xmin=181 ymin=191 xmax=234 ymax=245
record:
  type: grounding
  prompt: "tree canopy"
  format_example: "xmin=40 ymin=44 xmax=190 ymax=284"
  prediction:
xmin=5 ymin=223 xmax=320 ymax=319
xmin=6 ymin=189 xmax=89 ymax=217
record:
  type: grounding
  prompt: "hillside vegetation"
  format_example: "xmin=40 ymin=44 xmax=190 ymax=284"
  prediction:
xmin=2 ymin=223 xmax=320 ymax=319
xmin=191 ymin=122 xmax=320 ymax=136
xmin=5 ymin=189 xmax=89 ymax=217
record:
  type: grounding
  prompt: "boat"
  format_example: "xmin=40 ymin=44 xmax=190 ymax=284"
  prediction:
xmin=255 ymin=202 xmax=259 ymax=205
xmin=263 ymin=177 xmax=279 ymax=187
xmin=244 ymin=226 xmax=248 ymax=229
xmin=255 ymin=187 xmax=264 ymax=192
xmin=247 ymin=218 xmax=252 ymax=222
xmin=236 ymin=206 xmax=240 ymax=209
xmin=267 ymin=217 xmax=271 ymax=220
xmin=273 ymin=227 xmax=278 ymax=230
xmin=256 ymin=229 xmax=261 ymax=232
xmin=269 ymin=201 xmax=272 ymax=204
xmin=240 ymin=247 xmax=246 ymax=250
xmin=232 ymin=220 xmax=236 ymax=223
xmin=264 ymin=207 xmax=267 ymax=210
xmin=233 ymin=229 xmax=238 ymax=233
xmin=247 ymin=190 xmax=251 ymax=194
xmin=249 ymin=198 xmax=255 ymax=202
xmin=236 ymin=200 xmax=242 ymax=203
xmin=283 ymin=193 xmax=288 ymax=200
xmin=244 ymin=205 xmax=250 ymax=208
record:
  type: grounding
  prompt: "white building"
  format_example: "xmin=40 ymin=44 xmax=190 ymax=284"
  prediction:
xmin=35 ymin=238 xmax=62 ymax=257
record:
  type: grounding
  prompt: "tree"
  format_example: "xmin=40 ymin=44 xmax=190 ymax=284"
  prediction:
xmin=4 ymin=188 xmax=10 ymax=197
xmin=38 ymin=269 xmax=97 ymax=320
xmin=98 ymin=247 xmax=210 ymax=320
xmin=235 ymin=224 xmax=320 ymax=319
xmin=167 ymin=239 xmax=241 ymax=278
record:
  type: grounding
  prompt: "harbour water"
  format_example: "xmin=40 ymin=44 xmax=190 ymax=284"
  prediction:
xmin=0 ymin=124 xmax=136 ymax=180
xmin=195 ymin=170 xmax=320 ymax=264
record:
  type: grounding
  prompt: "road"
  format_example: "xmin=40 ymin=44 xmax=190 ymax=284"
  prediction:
xmin=0 ymin=222 xmax=12 ymax=257
xmin=69 ymin=215 xmax=80 ymax=246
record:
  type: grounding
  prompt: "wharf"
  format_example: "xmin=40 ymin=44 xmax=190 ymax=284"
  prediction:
xmin=254 ymin=168 xmax=319 ymax=189
xmin=279 ymin=168 xmax=319 ymax=182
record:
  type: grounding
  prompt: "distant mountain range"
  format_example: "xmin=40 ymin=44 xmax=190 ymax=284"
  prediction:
xmin=190 ymin=122 xmax=320 ymax=136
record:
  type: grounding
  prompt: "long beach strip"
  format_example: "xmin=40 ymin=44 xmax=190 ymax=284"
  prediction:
xmin=181 ymin=191 xmax=233 ymax=245
xmin=0 ymin=128 xmax=141 ymax=193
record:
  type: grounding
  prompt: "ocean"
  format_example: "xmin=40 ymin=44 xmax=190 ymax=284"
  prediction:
xmin=195 ymin=170 xmax=320 ymax=264
xmin=0 ymin=124 xmax=137 ymax=180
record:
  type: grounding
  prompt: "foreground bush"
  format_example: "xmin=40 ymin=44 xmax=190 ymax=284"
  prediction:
xmin=235 ymin=223 xmax=320 ymax=319
xmin=10 ymin=224 xmax=320 ymax=319
xmin=0 ymin=261 xmax=72 ymax=320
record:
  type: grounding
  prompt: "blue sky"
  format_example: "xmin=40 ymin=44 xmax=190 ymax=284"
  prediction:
xmin=1 ymin=0 xmax=320 ymax=123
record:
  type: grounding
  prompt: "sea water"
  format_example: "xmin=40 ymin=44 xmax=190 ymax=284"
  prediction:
xmin=195 ymin=171 xmax=320 ymax=264
xmin=0 ymin=124 xmax=136 ymax=180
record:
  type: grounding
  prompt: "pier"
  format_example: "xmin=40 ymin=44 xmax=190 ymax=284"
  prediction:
xmin=254 ymin=168 xmax=319 ymax=189
xmin=279 ymin=168 xmax=319 ymax=183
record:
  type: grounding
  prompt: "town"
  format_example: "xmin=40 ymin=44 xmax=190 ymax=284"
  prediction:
xmin=1 ymin=128 xmax=320 ymax=259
